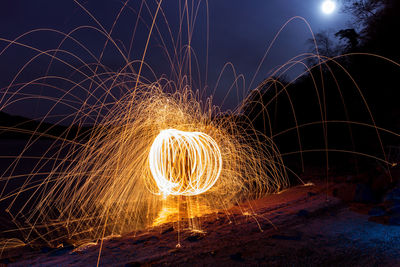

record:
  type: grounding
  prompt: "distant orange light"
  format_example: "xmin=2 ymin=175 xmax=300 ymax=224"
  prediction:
xmin=149 ymin=129 xmax=222 ymax=196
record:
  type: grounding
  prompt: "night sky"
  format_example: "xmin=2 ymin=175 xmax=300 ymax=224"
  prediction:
xmin=0 ymin=0 xmax=353 ymax=118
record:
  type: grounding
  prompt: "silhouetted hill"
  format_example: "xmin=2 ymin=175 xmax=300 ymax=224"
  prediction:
xmin=0 ymin=111 xmax=91 ymax=140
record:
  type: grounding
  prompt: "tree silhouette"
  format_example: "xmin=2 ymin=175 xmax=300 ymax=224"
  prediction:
xmin=243 ymin=0 xmax=400 ymax=171
xmin=335 ymin=29 xmax=359 ymax=51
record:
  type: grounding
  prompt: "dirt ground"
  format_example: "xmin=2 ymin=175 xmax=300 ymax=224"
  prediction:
xmin=1 ymin=181 xmax=400 ymax=266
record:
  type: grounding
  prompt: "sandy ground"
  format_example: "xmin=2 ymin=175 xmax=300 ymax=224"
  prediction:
xmin=2 ymin=182 xmax=400 ymax=266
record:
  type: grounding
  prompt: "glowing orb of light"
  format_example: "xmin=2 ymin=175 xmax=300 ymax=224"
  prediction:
xmin=149 ymin=129 xmax=222 ymax=196
xmin=321 ymin=0 xmax=336 ymax=14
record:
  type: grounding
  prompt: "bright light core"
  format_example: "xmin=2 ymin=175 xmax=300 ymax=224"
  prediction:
xmin=149 ymin=129 xmax=222 ymax=196
xmin=321 ymin=0 xmax=336 ymax=14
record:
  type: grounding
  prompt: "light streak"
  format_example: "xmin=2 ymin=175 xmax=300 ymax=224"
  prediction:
xmin=0 ymin=1 xmax=396 ymax=256
xmin=149 ymin=129 xmax=222 ymax=196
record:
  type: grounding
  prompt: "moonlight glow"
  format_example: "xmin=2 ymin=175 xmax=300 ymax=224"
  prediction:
xmin=149 ymin=129 xmax=223 ymax=196
xmin=321 ymin=0 xmax=336 ymax=14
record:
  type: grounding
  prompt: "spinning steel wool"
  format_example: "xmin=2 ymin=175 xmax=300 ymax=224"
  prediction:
xmin=149 ymin=129 xmax=222 ymax=196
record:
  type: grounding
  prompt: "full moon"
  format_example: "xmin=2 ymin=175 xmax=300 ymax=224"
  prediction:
xmin=321 ymin=0 xmax=336 ymax=14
